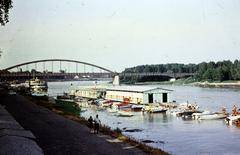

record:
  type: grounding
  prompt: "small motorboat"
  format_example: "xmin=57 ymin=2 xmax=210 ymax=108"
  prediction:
xmin=107 ymin=108 xmax=118 ymax=113
xmin=169 ymin=109 xmax=183 ymax=116
xmin=192 ymin=111 xmax=211 ymax=119
xmin=117 ymin=111 xmax=134 ymax=117
xmin=149 ymin=107 xmax=167 ymax=113
xmin=198 ymin=113 xmax=227 ymax=120
xmin=8 ymin=90 xmax=17 ymax=95
xmin=131 ymin=104 xmax=144 ymax=112
xmin=160 ymin=102 xmax=177 ymax=108
xmin=80 ymin=108 xmax=87 ymax=112
xmin=177 ymin=110 xmax=202 ymax=117
xmin=225 ymin=115 xmax=240 ymax=125
xmin=99 ymin=100 xmax=113 ymax=107
xmin=179 ymin=102 xmax=199 ymax=111
xmin=112 ymin=102 xmax=131 ymax=110
xmin=225 ymin=105 xmax=240 ymax=125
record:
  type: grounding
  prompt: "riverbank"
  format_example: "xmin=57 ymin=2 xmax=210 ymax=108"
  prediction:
xmin=28 ymin=96 xmax=169 ymax=155
xmin=193 ymin=81 xmax=240 ymax=88
xmin=135 ymin=78 xmax=240 ymax=88
xmin=0 ymin=89 xmax=168 ymax=154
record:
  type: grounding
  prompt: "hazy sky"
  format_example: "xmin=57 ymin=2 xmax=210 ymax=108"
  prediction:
xmin=0 ymin=0 xmax=240 ymax=72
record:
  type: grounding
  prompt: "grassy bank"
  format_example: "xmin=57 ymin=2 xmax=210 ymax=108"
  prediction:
xmin=27 ymin=95 xmax=169 ymax=155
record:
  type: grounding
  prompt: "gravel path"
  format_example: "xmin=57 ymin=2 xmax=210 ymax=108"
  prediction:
xmin=1 ymin=92 xmax=147 ymax=155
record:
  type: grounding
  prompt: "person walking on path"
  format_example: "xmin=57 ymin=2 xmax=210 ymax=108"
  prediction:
xmin=88 ymin=116 xmax=93 ymax=133
xmin=94 ymin=114 xmax=101 ymax=134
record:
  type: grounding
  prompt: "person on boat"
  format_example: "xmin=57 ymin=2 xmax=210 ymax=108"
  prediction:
xmin=87 ymin=116 xmax=93 ymax=133
xmin=221 ymin=107 xmax=227 ymax=114
xmin=94 ymin=114 xmax=101 ymax=134
xmin=232 ymin=105 xmax=238 ymax=116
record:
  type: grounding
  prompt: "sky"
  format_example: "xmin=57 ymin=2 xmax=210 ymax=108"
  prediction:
xmin=0 ymin=0 xmax=240 ymax=72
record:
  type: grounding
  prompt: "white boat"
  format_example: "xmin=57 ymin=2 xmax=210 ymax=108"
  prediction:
xmin=8 ymin=90 xmax=16 ymax=95
xmin=75 ymin=101 xmax=89 ymax=108
xmin=99 ymin=100 xmax=113 ymax=107
xmin=149 ymin=107 xmax=167 ymax=113
xmin=131 ymin=104 xmax=144 ymax=111
xmin=169 ymin=109 xmax=183 ymax=116
xmin=198 ymin=113 xmax=227 ymax=120
xmin=80 ymin=108 xmax=87 ymax=112
xmin=31 ymin=91 xmax=48 ymax=97
xmin=192 ymin=111 xmax=211 ymax=119
xmin=225 ymin=115 xmax=240 ymax=125
xmin=25 ymin=78 xmax=48 ymax=92
xmin=179 ymin=102 xmax=199 ymax=110
xmin=160 ymin=102 xmax=177 ymax=108
xmin=192 ymin=110 xmax=227 ymax=120
xmin=225 ymin=105 xmax=240 ymax=125
xmin=107 ymin=108 xmax=118 ymax=113
xmin=112 ymin=102 xmax=131 ymax=110
xmin=117 ymin=111 xmax=134 ymax=117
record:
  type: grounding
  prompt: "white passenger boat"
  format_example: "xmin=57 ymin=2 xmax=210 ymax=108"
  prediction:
xmin=25 ymin=78 xmax=48 ymax=92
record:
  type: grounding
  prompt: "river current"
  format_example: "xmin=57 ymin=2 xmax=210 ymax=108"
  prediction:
xmin=48 ymin=81 xmax=240 ymax=155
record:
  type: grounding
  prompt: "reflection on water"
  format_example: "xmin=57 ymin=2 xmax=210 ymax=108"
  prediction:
xmin=48 ymin=81 xmax=240 ymax=155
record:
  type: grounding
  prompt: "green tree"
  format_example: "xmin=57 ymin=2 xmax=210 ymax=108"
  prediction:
xmin=0 ymin=0 xmax=13 ymax=25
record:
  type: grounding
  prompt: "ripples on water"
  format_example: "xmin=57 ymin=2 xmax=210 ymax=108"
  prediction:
xmin=48 ymin=81 xmax=240 ymax=155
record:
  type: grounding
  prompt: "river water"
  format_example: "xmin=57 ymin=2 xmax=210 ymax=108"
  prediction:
xmin=48 ymin=81 xmax=240 ymax=155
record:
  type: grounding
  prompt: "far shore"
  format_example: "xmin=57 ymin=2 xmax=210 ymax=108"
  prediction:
xmin=193 ymin=81 xmax=240 ymax=88
xmin=134 ymin=80 xmax=240 ymax=88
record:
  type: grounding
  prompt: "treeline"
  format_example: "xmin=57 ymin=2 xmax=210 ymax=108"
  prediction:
xmin=122 ymin=60 xmax=240 ymax=82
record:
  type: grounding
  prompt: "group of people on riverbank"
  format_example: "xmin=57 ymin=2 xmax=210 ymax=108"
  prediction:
xmin=88 ymin=114 xmax=101 ymax=134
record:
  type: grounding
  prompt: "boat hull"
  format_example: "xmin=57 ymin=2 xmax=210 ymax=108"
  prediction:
xmin=150 ymin=109 xmax=167 ymax=113
xmin=225 ymin=115 xmax=240 ymax=125
xmin=198 ymin=113 xmax=227 ymax=120
xmin=55 ymin=99 xmax=80 ymax=114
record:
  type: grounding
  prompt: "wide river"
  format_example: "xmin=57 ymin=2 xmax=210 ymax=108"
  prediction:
xmin=48 ymin=81 xmax=240 ymax=155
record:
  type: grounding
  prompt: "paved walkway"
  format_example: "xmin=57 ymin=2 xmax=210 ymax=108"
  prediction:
xmin=0 ymin=91 xmax=147 ymax=155
xmin=0 ymin=104 xmax=43 ymax=155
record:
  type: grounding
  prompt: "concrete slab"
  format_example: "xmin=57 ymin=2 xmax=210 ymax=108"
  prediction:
xmin=0 ymin=136 xmax=43 ymax=155
xmin=0 ymin=129 xmax=36 ymax=139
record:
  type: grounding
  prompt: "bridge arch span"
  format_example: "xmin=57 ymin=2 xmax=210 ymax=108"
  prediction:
xmin=4 ymin=59 xmax=116 ymax=74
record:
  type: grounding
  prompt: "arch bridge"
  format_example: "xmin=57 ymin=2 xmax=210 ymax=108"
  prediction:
xmin=0 ymin=59 xmax=117 ymax=81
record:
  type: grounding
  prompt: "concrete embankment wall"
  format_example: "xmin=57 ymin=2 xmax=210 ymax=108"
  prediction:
xmin=0 ymin=104 xmax=43 ymax=155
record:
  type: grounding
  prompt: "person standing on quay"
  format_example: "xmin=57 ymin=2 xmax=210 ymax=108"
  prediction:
xmin=88 ymin=116 xmax=93 ymax=133
xmin=94 ymin=114 xmax=101 ymax=134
